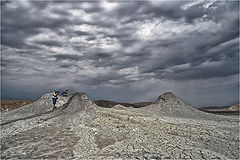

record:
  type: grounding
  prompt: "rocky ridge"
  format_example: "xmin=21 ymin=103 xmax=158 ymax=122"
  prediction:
xmin=1 ymin=92 xmax=239 ymax=159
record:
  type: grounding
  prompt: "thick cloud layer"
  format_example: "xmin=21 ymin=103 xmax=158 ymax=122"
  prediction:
xmin=1 ymin=1 xmax=239 ymax=107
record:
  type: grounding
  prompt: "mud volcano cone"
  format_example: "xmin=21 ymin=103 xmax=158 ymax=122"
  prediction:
xmin=1 ymin=93 xmax=70 ymax=125
xmin=138 ymin=92 xmax=231 ymax=120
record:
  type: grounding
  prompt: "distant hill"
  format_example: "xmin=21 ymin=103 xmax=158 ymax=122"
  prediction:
xmin=1 ymin=99 xmax=34 ymax=111
xmin=132 ymin=102 xmax=153 ymax=108
xmin=198 ymin=104 xmax=239 ymax=117
xmin=229 ymin=104 xmax=240 ymax=111
xmin=94 ymin=100 xmax=152 ymax=108
xmin=94 ymin=100 xmax=132 ymax=108
xmin=199 ymin=104 xmax=239 ymax=112
xmin=198 ymin=106 xmax=230 ymax=110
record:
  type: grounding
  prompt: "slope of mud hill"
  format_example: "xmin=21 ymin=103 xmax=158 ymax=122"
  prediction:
xmin=132 ymin=92 xmax=238 ymax=120
xmin=1 ymin=93 xmax=70 ymax=125
xmin=1 ymin=92 xmax=239 ymax=159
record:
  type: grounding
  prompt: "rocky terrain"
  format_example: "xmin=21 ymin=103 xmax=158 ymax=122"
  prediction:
xmin=1 ymin=100 xmax=34 ymax=112
xmin=1 ymin=92 xmax=239 ymax=159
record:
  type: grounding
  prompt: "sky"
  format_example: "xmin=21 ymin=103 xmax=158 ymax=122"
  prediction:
xmin=1 ymin=0 xmax=239 ymax=107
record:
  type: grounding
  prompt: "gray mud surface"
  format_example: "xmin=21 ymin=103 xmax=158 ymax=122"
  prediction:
xmin=1 ymin=92 xmax=239 ymax=159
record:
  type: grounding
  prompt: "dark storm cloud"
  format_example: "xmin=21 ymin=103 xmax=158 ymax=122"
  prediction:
xmin=58 ymin=63 xmax=74 ymax=68
xmin=139 ymin=1 xmax=186 ymax=21
xmin=1 ymin=1 xmax=239 ymax=107
xmin=52 ymin=54 xmax=83 ymax=61
xmin=1 ymin=1 xmax=71 ymax=49
xmin=34 ymin=40 xmax=63 ymax=47
xmin=74 ymin=72 xmax=123 ymax=86
xmin=163 ymin=59 xmax=239 ymax=81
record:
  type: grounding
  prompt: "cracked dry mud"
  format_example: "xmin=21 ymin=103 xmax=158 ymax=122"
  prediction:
xmin=1 ymin=92 xmax=239 ymax=159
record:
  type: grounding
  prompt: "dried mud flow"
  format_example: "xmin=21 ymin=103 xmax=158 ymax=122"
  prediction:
xmin=1 ymin=92 xmax=239 ymax=159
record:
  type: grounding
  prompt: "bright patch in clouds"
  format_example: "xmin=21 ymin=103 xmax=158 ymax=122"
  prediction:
xmin=135 ymin=18 xmax=221 ymax=41
xmin=101 ymin=1 xmax=119 ymax=11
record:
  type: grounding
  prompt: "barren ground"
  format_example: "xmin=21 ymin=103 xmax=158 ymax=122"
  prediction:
xmin=1 ymin=93 xmax=239 ymax=159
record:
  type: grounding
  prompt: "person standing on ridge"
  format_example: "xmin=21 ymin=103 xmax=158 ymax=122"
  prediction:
xmin=52 ymin=90 xmax=60 ymax=110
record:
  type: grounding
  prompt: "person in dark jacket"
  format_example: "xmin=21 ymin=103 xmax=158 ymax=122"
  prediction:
xmin=61 ymin=89 xmax=69 ymax=97
xmin=52 ymin=90 xmax=60 ymax=110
